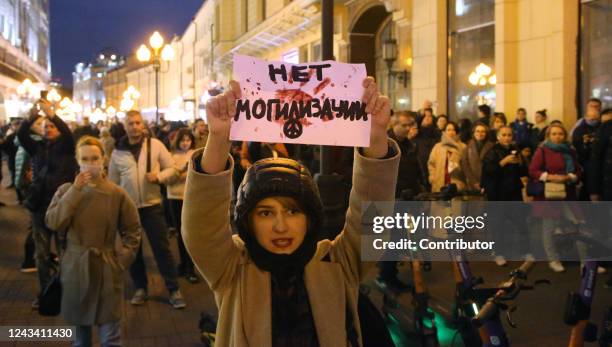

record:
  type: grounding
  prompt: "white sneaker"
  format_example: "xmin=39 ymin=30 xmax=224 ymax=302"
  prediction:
xmin=494 ymin=255 xmax=507 ymax=267
xmin=130 ymin=289 xmax=147 ymax=305
xmin=549 ymin=261 xmax=565 ymax=273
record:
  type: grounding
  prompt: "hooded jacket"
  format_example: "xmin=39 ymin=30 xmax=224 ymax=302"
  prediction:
xmin=108 ymin=136 xmax=177 ymax=208
xmin=182 ymin=141 xmax=400 ymax=347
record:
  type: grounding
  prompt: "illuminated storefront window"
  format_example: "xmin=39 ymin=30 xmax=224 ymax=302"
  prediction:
xmin=448 ymin=0 xmax=495 ymax=120
xmin=580 ymin=0 xmax=612 ymax=111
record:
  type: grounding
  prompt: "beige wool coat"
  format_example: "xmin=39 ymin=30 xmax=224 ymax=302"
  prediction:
xmin=182 ymin=141 xmax=400 ymax=347
xmin=45 ymin=179 xmax=142 ymax=325
xmin=427 ymin=135 xmax=467 ymax=192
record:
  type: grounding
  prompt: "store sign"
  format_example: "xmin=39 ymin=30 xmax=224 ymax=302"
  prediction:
xmin=231 ymin=54 xmax=369 ymax=147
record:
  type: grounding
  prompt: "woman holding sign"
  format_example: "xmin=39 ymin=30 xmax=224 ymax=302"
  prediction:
xmin=182 ymin=77 xmax=399 ymax=347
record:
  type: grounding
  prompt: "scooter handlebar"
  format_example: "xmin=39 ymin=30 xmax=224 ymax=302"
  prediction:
xmin=472 ymin=298 xmax=499 ymax=327
xmin=472 ymin=261 xmax=536 ymax=327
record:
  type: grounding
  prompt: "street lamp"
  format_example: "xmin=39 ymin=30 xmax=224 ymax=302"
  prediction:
xmin=46 ymin=88 xmax=61 ymax=103
xmin=106 ymin=105 xmax=116 ymax=118
xmin=136 ymin=31 xmax=175 ymax=124
xmin=382 ymin=39 xmax=409 ymax=91
xmin=123 ymin=85 xmax=141 ymax=101
xmin=120 ymin=85 xmax=141 ymax=112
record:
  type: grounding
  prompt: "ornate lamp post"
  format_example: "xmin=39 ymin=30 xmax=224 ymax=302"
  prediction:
xmin=136 ymin=31 xmax=175 ymax=124
xmin=382 ymin=38 xmax=409 ymax=106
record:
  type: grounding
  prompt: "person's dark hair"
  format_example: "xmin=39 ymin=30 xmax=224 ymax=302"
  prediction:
xmin=517 ymin=107 xmax=527 ymax=114
xmin=550 ymin=120 xmax=563 ymax=126
xmin=490 ymin=112 xmax=508 ymax=127
xmin=395 ymin=110 xmax=416 ymax=121
xmin=472 ymin=120 xmax=489 ymax=132
xmin=601 ymin=108 xmax=612 ymax=117
xmin=172 ymin=127 xmax=196 ymax=151
xmin=444 ymin=121 xmax=459 ymax=132
xmin=437 ymin=114 xmax=448 ymax=122
xmin=458 ymin=118 xmax=473 ymax=143
xmin=587 ymin=98 xmax=602 ymax=106
xmin=423 ymin=107 xmax=434 ymax=115
xmin=478 ymin=104 xmax=492 ymax=117
xmin=535 ymin=109 xmax=547 ymax=118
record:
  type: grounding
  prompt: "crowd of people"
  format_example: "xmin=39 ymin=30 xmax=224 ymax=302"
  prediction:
xmin=0 ymin=82 xmax=611 ymax=345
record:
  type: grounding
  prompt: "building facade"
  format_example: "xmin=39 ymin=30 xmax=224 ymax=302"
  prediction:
xmin=0 ymin=0 xmax=50 ymax=123
xmin=104 ymin=0 xmax=612 ymax=126
xmin=73 ymin=49 xmax=124 ymax=114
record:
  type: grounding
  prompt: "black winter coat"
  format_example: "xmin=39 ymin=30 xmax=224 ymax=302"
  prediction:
xmin=388 ymin=129 xmax=424 ymax=199
xmin=414 ymin=126 xmax=439 ymax=191
xmin=17 ymin=115 xmax=78 ymax=210
xmin=481 ymin=143 xmax=527 ymax=201
xmin=572 ymin=120 xmax=599 ymax=169
xmin=588 ymin=121 xmax=612 ymax=200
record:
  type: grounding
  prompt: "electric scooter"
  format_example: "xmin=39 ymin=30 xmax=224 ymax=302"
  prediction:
xmin=375 ymin=186 xmax=491 ymax=347
xmin=565 ymin=260 xmax=612 ymax=347
xmin=471 ymin=261 xmax=548 ymax=347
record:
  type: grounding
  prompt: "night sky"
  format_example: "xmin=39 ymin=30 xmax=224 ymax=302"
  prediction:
xmin=50 ymin=0 xmax=205 ymax=88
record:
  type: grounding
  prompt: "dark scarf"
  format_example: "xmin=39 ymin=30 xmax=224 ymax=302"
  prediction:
xmin=241 ymin=226 xmax=318 ymax=274
xmin=240 ymin=223 xmax=320 ymax=346
xmin=271 ymin=267 xmax=319 ymax=347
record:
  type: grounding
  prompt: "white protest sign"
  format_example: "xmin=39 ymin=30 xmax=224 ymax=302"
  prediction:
xmin=230 ymin=54 xmax=369 ymax=147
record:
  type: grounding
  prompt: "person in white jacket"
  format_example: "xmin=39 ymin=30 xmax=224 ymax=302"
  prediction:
xmin=108 ymin=110 xmax=186 ymax=309
xmin=166 ymin=127 xmax=198 ymax=283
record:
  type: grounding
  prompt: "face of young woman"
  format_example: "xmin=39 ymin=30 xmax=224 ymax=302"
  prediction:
xmin=444 ymin=124 xmax=457 ymax=140
xmin=548 ymin=127 xmax=566 ymax=144
xmin=521 ymin=147 xmax=532 ymax=158
xmin=250 ymin=197 xmax=307 ymax=255
xmin=493 ymin=118 xmax=505 ymax=130
xmin=497 ymin=127 xmax=513 ymax=146
xmin=436 ymin=117 xmax=447 ymax=130
xmin=473 ymin=125 xmax=487 ymax=141
xmin=43 ymin=119 xmax=60 ymax=140
xmin=179 ymin=135 xmax=192 ymax=151
xmin=77 ymin=145 xmax=104 ymax=166
xmin=535 ymin=113 xmax=545 ymax=124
